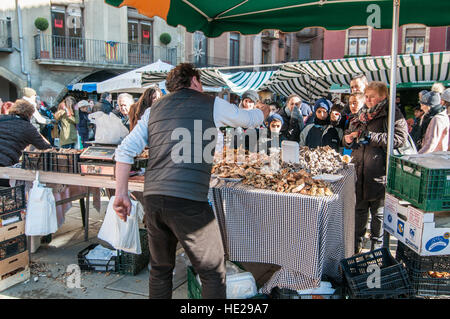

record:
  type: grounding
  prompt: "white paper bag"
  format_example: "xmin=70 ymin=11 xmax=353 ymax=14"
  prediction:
xmin=25 ymin=173 xmax=58 ymax=236
xmin=98 ymin=196 xmax=144 ymax=254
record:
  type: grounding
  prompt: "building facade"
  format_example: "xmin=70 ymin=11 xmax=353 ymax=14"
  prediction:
xmin=185 ymin=28 xmax=324 ymax=70
xmin=0 ymin=0 xmax=184 ymax=106
xmin=323 ymin=25 xmax=449 ymax=59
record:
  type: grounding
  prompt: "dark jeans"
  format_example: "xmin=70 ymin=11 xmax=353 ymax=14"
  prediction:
xmin=143 ymin=195 xmax=226 ymax=299
xmin=355 ymin=199 xmax=385 ymax=252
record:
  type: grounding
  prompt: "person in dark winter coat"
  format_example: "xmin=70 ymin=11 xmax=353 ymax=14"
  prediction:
xmin=277 ymin=94 xmax=304 ymax=142
xmin=95 ymin=92 xmax=113 ymax=115
xmin=343 ymin=82 xmax=408 ymax=253
xmin=0 ymin=99 xmax=51 ymax=186
xmin=299 ymin=98 xmax=343 ymax=152
xmin=76 ymin=100 xmax=91 ymax=148
xmin=410 ymin=106 xmax=424 ymax=148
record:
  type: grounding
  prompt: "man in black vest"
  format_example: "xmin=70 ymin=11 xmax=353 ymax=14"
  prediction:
xmin=113 ymin=63 xmax=270 ymax=299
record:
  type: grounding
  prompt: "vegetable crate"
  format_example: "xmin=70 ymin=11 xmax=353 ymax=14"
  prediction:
xmin=0 ymin=210 xmax=26 ymax=242
xmin=0 ymin=251 xmax=29 ymax=292
xmin=396 ymin=242 xmax=450 ymax=297
xmin=0 ymin=234 xmax=27 ymax=262
xmin=48 ymin=152 xmax=80 ymax=174
xmin=116 ymin=228 xmax=150 ymax=276
xmin=21 ymin=151 xmax=48 ymax=171
xmin=340 ymin=248 xmax=413 ymax=299
xmin=187 ymin=263 xmax=268 ymax=299
xmin=387 ymin=155 xmax=450 ymax=212
xmin=0 ymin=185 xmax=25 ymax=217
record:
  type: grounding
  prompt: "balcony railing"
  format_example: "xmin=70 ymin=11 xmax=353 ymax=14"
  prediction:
xmin=34 ymin=34 xmax=177 ymax=67
xmin=0 ymin=17 xmax=13 ymax=52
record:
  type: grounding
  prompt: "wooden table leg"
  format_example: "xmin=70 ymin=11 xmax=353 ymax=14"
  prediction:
xmin=80 ymin=198 xmax=86 ymax=228
xmin=84 ymin=187 xmax=90 ymax=241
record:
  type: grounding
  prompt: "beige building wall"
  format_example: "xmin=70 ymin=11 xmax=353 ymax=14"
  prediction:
xmin=0 ymin=0 xmax=186 ymax=105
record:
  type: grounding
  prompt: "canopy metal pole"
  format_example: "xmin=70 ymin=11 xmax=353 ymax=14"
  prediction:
xmin=383 ymin=0 xmax=400 ymax=250
xmin=386 ymin=0 xmax=400 ymax=175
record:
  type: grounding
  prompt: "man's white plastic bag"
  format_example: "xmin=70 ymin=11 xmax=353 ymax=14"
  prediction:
xmin=98 ymin=196 xmax=144 ymax=254
xmin=88 ymin=111 xmax=129 ymax=145
xmin=25 ymin=172 xmax=58 ymax=236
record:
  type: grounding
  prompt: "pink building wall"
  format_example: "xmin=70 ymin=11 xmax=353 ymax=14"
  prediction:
xmin=323 ymin=27 xmax=447 ymax=60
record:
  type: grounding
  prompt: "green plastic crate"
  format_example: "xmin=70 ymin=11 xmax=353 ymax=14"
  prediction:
xmin=187 ymin=264 xmax=268 ymax=299
xmin=387 ymin=155 xmax=450 ymax=212
xmin=116 ymin=229 xmax=150 ymax=276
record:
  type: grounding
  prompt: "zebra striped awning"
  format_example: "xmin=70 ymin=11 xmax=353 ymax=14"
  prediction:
xmin=142 ymin=68 xmax=274 ymax=95
xmin=261 ymin=51 xmax=450 ymax=102
xmin=141 ymin=51 xmax=449 ymax=101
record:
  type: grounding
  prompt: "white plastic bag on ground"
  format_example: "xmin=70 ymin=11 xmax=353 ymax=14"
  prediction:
xmin=98 ymin=196 xmax=144 ymax=254
xmin=88 ymin=111 xmax=129 ymax=145
xmin=25 ymin=172 xmax=58 ymax=236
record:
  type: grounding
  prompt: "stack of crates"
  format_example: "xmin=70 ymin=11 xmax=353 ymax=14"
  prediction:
xmin=0 ymin=185 xmax=30 ymax=292
xmin=385 ymin=152 xmax=450 ymax=297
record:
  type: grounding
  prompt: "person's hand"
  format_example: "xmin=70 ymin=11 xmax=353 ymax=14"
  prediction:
xmin=256 ymin=102 xmax=271 ymax=119
xmin=344 ymin=131 xmax=359 ymax=144
xmin=113 ymin=194 xmax=132 ymax=222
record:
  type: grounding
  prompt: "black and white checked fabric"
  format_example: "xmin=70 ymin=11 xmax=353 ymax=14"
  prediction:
xmin=208 ymin=166 xmax=355 ymax=294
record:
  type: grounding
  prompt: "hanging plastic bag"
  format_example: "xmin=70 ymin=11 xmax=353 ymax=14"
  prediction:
xmin=98 ymin=195 xmax=144 ymax=254
xmin=25 ymin=172 xmax=58 ymax=236
xmin=88 ymin=111 xmax=129 ymax=145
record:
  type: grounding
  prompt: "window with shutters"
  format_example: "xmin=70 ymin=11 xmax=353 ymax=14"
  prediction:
xmin=404 ymin=27 xmax=426 ymax=54
xmin=347 ymin=28 xmax=369 ymax=57
xmin=127 ymin=7 xmax=153 ymax=65
xmin=51 ymin=5 xmax=85 ymax=60
xmin=230 ymin=32 xmax=240 ymax=66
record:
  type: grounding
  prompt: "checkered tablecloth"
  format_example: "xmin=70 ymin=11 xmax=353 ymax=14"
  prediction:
xmin=208 ymin=165 xmax=355 ymax=294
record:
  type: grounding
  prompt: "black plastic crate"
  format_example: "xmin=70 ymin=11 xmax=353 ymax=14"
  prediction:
xmin=396 ymin=242 xmax=450 ymax=296
xmin=340 ymin=248 xmax=413 ymax=299
xmin=48 ymin=151 xmax=81 ymax=174
xmin=116 ymin=229 xmax=150 ymax=276
xmin=0 ymin=234 xmax=26 ymax=261
xmin=21 ymin=151 xmax=49 ymax=171
xmin=0 ymin=185 xmax=26 ymax=216
xmin=77 ymin=244 xmax=117 ymax=272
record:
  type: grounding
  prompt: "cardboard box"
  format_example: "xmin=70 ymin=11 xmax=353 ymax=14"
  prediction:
xmin=384 ymin=193 xmax=450 ymax=256
xmin=0 ymin=211 xmax=25 ymax=242
xmin=0 ymin=250 xmax=29 ymax=279
xmin=0 ymin=266 xmax=30 ymax=292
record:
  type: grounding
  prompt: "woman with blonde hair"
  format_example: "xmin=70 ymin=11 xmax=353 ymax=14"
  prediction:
xmin=55 ymin=95 xmax=79 ymax=148
xmin=343 ymin=81 xmax=409 ymax=252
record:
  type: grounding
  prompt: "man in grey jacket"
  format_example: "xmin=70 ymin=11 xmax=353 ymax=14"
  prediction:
xmin=113 ymin=63 xmax=270 ymax=299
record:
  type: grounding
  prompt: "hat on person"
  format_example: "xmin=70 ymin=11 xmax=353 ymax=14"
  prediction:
xmin=442 ymin=88 xmax=450 ymax=103
xmin=23 ymin=87 xmax=37 ymax=98
xmin=420 ymin=91 xmax=441 ymax=107
xmin=241 ymin=90 xmax=260 ymax=103
xmin=267 ymin=113 xmax=284 ymax=126
xmin=314 ymin=98 xmax=332 ymax=113
xmin=77 ymin=100 xmax=90 ymax=108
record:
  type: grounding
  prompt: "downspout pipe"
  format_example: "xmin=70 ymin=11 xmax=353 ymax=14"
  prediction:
xmin=16 ymin=0 xmax=31 ymax=87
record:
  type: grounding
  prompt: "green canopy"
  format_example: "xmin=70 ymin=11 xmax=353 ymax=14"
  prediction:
xmin=106 ymin=0 xmax=450 ymax=37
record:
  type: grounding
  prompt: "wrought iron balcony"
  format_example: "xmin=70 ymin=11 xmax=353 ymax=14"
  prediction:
xmin=0 ymin=18 xmax=13 ymax=53
xmin=34 ymin=34 xmax=177 ymax=68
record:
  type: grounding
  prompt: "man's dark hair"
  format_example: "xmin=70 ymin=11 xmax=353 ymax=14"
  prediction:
xmin=100 ymin=92 xmax=111 ymax=100
xmin=165 ymin=63 xmax=200 ymax=92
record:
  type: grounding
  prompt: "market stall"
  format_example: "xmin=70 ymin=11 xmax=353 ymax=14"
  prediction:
xmin=209 ymin=165 xmax=355 ymax=293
